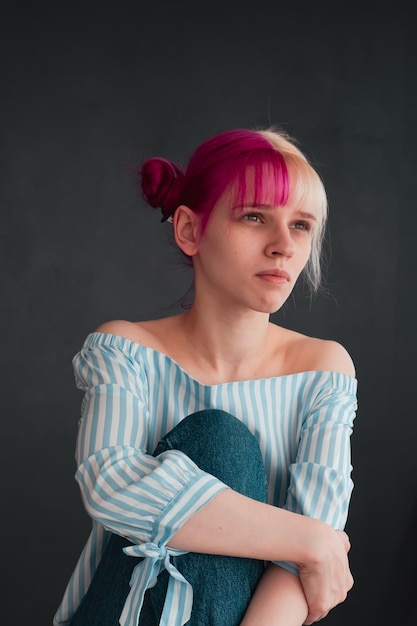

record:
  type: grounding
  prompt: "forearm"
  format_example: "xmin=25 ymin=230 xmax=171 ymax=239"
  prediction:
xmin=76 ymin=445 xmax=228 ymax=543
xmin=240 ymin=564 xmax=308 ymax=626
xmin=169 ymin=488 xmax=352 ymax=623
xmin=169 ymin=488 xmax=325 ymax=564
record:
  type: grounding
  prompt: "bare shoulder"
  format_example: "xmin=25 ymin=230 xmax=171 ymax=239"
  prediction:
xmin=272 ymin=325 xmax=356 ymax=377
xmin=299 ymin=335 xmax=356 ymax=377
xmin=94 ymin=317 xmax=180 ymax=352
xmin=94 ymin=319 xmax=144 ymax=342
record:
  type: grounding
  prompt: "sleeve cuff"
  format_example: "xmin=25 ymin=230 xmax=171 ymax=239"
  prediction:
xmin=150 ymin=468 xmax=229 ymax=545
xmin=272 ymin=560 xmax=299 ymax=577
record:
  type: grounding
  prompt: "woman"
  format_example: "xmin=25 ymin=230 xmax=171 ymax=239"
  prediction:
xmin=54 ymin=127 xmax=357 ymax=626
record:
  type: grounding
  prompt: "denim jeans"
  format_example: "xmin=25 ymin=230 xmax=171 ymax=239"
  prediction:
xmin=70 ymin=410 xmax=267 ymax=626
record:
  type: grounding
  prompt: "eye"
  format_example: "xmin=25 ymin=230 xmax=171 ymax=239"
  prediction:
xmin=290 ymin=220 xmax=312 ymax=232
xmin=242 ymin=212 xmax=264 ymax=223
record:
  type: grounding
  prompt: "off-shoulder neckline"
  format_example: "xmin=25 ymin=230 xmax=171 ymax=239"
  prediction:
xmin=81 ymin=331 xmax=358 ymax=388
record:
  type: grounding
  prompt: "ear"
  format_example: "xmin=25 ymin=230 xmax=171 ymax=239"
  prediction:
xmin=173 ymin=205 xmax=201 ymax=256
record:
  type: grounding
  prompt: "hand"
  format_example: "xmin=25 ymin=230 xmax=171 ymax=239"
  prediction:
xmin=298 ymin=526 xmax=353 ymax=624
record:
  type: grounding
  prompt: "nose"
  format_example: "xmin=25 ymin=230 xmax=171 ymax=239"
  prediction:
xmin=265 ymin=225 xmax=295 ymax=258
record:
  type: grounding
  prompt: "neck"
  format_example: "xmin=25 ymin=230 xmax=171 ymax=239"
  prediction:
xmin=178 ymin=300 xmax=272 ymax=382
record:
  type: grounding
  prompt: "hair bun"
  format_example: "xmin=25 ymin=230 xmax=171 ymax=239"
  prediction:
xmin=140 ymin=158 xmax=184 ymax=221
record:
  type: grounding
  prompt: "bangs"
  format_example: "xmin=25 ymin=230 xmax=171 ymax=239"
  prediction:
xmin=228 ymin=149 xmax=289 ymax=210
xmin=227 ymin=150 xmax=327 ymax=231
xmin=285 ymin=154 xmax=328 ymax=228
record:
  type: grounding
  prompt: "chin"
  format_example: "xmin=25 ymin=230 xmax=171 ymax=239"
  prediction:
xmin=252 ymin=288 xmax=292 ymax=315
xmin=255 ymin=299 xmax=289 ymax=315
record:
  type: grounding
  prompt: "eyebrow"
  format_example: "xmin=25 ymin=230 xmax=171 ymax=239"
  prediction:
xmin=297 ymin=211 xmax=317 ymax=222
xmin=248 ymin=204 xmax=318 ymax=222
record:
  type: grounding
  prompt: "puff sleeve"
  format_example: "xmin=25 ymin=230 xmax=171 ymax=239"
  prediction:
xmin=274 ymin=371 xmax=357 ymax=575
xmin=67 ymin=333 xmax=228 ymax=626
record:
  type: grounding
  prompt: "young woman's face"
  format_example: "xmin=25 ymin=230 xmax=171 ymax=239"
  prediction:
xmin=192 ymin=197 xmax=316 ymax=315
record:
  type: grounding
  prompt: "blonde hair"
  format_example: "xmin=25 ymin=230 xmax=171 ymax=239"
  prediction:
xmin=258 ymin=128 xmax=328 ymax=293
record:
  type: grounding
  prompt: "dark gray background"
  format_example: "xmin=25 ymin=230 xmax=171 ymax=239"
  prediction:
xmin=2 ymin=1 xmax=416 ymax=624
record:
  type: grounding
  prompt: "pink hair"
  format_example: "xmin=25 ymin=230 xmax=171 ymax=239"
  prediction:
xmin=140 ymin=129 xmax=289 ymax=231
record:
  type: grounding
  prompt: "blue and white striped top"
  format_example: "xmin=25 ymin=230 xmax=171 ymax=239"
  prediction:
xmin=54 ymin=331 xmax=357 ymax=626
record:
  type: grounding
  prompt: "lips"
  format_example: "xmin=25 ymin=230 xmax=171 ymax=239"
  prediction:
xmin=256 ymin=269 xmax=290 ymax=281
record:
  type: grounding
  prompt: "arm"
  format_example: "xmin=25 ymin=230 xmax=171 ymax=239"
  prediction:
xmin=73 ymin=333 xmax=228 ymax=546
xmin=239 ymin=545 xmax=352 ymax=626
xmin=254 ymin=342 xmax=357 ymax=624
xmin=169 ymin=488 xmax=352 ymax=624
xmin=240 ymin=564 xmax=308 ymax=626
xmin=223 ymin=342 xmax=357 ymax=626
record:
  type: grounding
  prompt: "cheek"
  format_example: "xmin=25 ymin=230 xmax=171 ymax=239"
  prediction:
xmin=196 ymin=235 xmax=234 ymax=275
xmin=297 ymin=239 xmax=312 ymax=269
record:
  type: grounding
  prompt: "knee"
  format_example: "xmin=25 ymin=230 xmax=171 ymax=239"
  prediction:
xmin=187 ymin=410 xmax=257 ymax=451
xmin=156 ymin=409 xmax=267 ymax=502
xmin=166 ymin=409 xmax=259 ymax=456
